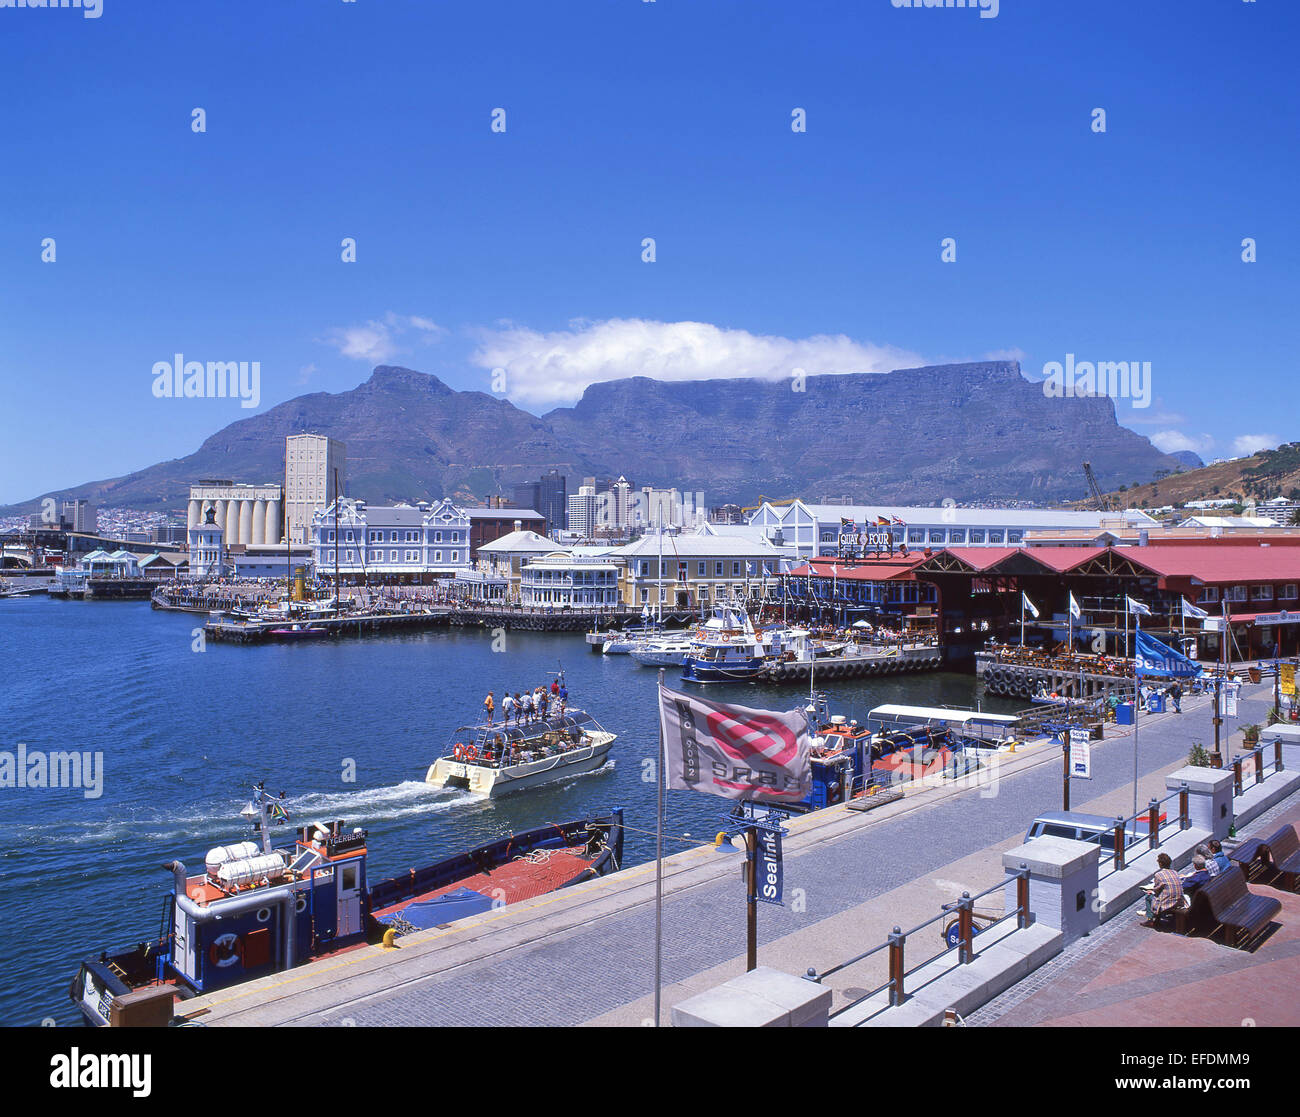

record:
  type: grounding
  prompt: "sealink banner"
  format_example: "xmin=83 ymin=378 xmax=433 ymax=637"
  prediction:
xmin=658 ymin=685 xmax=811 ymax=801
xmin=1134 ymin=630 xmax=1203 ymax=678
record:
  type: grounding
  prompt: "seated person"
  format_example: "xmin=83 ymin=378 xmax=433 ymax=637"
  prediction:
xmin=1207 ymin=839 xmax=1231 ymax=876
xmin=1181 ymin=854 xmax=1212 ymax=895
xmin=1147 ymin=852 xmax=1184 ymax=926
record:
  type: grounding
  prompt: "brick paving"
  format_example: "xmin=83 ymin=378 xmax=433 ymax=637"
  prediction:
xmin=187 ymin=682 xmax=1292 ymax=1026
xmin=968 ymin=795 xmax=1300 ymax=1028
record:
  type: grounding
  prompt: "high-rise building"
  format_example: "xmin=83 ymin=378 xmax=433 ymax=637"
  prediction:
xmin=566 ymin=484 xmax=597 ymax=537
xmin=537 ymin=469 xmax=567 ymax=532
xmin=61 ymin=500 xmax=97 ymax=533
xmin=510 ymin=470 xmax=568 ymax=532
xmin=285 ymin=434 xmax=346 ymax=545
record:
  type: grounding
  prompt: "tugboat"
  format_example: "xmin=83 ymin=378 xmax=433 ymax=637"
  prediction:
xmin=69 ymin=783 xmax=623 ymax=1026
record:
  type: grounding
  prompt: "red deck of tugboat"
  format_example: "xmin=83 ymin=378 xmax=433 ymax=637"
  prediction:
xmin=370 ymin=844 xmax=596 ymax=920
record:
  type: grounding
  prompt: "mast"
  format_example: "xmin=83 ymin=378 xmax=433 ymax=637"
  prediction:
xmin=657 ymin=520 xmax=663 ymax=623
xmin=333 ymin=467 xmax=341 ymax=616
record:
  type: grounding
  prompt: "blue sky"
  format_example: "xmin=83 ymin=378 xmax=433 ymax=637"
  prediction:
xmin=1 ymin=0 xmax=1296 ymax=505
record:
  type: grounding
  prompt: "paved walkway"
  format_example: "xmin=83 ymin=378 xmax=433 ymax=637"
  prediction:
xmin=182 ymin=682 xmax=1285 ymax=1026
xmin=968 ymin=796 xmax=1300 ymax=1028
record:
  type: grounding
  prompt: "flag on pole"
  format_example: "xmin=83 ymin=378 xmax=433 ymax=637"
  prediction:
xmin=1068 ymin=592 xmax=1081 ymax=619
xmin=1181 ymin=597 xmax=1209 ymax=619
xmin=658 ymin=685 xmax=811 ymax=801
xmin=1022 ymin=592 xmax=1039 ymax=618
xmin=1126 ymin=596 xmax=1151 ymax=616
xmin=891 ymin=516 xmax=905 ymax=525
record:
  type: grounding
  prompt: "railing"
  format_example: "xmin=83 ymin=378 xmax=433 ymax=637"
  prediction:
xmin=804 ymin=865 xmax=1032 ymax=1022
xmin=1231 ymin=740 xmax=1286 ymax=797
xmin=1098 ymin=785 xmax=1190 ymax=876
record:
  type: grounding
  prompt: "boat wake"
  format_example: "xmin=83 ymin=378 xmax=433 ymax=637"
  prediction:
xmin=7 ymin=781 xmax=479 ymax=849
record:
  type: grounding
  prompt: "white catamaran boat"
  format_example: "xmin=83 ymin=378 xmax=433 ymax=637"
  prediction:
xmin=425 ymin=707 xmax=617 ymax=798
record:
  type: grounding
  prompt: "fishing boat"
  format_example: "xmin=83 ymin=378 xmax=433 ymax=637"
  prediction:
xmin=68 ymin=784 xmax=623 ymax=1026
xmin=425 ymin=702 xmax=617 ymax=798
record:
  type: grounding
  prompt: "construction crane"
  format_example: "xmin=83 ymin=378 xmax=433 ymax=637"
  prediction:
xmin=1082 ymin=462 xmax=1111 ymax=512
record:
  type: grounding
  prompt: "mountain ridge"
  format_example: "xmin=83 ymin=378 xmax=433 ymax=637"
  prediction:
xmin=2 ymin=361 xmax=1188 ymax=515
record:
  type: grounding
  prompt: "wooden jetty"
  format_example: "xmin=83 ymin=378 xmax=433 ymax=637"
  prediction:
xmin=975 ymin=650 xmax=1136 ymax=701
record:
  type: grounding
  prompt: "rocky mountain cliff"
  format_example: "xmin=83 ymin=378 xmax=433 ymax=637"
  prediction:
xmin=4 ymin=361 xmax=1187 ymax=514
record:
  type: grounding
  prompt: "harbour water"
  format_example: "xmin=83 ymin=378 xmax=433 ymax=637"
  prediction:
xmin=1 ymin=597 xmax=1016 ymax=1025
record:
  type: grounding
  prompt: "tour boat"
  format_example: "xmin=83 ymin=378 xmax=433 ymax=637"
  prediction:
xmin=69 ymin=784 xmax=623 ymax=1026
xmin=425 ymin=705 xmax=617 ymax=798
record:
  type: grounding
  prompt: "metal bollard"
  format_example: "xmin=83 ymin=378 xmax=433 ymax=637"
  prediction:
xmin=957 ymin=891 xmax=974 ymax=964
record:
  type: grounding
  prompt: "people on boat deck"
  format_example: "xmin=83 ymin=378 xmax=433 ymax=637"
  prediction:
xmin=518 ymin=690 xmax=531 ymax=723
xmin=484 ymin=691 xmax=494 ymax=724
xmin=502 ymin=692 xmax=514 ymax=722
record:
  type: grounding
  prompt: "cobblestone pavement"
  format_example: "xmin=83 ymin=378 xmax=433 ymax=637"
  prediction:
xmin=212 ymin=684 xmax=1284 ymax=1026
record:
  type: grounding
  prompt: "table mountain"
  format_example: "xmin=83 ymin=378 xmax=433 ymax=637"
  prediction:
xmin=4 ymin=361 xmax=1185 ymax=514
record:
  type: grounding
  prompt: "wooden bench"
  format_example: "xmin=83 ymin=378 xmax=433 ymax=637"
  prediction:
xmin=1227 ymin=827 xmax=1300 ymax=894
xmin=1174 ymin=864 xmax=1281 ymax=949
xmin=1230 ymin=824 xmax=1300 ymax=891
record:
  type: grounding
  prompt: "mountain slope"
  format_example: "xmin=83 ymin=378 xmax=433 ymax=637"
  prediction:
xmin=4 ymin=361 xmax=1188 ymax=514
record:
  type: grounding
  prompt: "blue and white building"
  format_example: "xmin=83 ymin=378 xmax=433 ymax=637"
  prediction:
xmin=311 ymin=497 xmax=473 ymax=583
xmin=746 ymin=501 xmax=1152 ymax=559
xmin=519 ymin=551 xmax=622 ymax=608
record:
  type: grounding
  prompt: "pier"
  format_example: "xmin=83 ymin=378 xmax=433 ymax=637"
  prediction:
xmin=760 ymin=643 xmax=943 ymax=682
xmin=174 ymin=680 xmax=1297 ymax=1028
xmin=49 ymin=577 xmax=161 ymax=601
xmin=977 ymin=649 xmax=1137 ymax=701
xmin=200 ymin=604 xmax=664 ymax=643
xmin=203 ymin=609 xmax=454 ymax=643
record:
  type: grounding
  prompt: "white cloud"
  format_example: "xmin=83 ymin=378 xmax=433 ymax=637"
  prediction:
xmin=321 ymin=312 xmax=445 ymax=364
xmin=1150 ymin=430 xmax=1214 ymax=455
xmin=1232 ymin=433 xmax=1279 ymax=456
xmin=982 ymin=347 xmax=1027 ymax=363
xmin=469 ymin=318 xmax=923 ymax=408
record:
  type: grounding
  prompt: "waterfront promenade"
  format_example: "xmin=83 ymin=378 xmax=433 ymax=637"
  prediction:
xmin=179 ymin=682 xmax=1296 ymax=1027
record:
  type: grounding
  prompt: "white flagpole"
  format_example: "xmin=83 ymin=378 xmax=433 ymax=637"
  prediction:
xmin=1020 ymin=593 xmax=1025 ymax=647
xmin=1132 ymin=611 xmax=1141 ymax=821
xmin=654 ymin=668 xmax=665 ymax=1027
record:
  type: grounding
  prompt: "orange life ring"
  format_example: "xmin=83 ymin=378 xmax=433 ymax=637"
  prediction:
xmin=453 ymin=743 xmax=464 ymax=761
xmin=466 ymin=745 xmax=479 ymax=762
